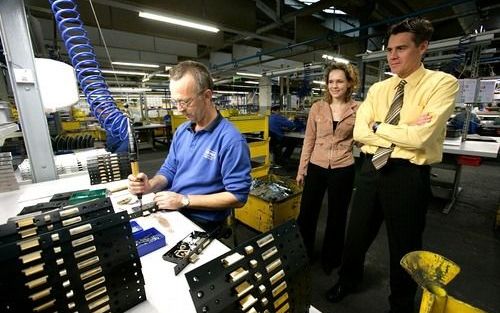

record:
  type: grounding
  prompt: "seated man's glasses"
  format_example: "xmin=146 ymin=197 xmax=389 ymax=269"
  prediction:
xmin=171 ymin=89 xmax=207 ymax=109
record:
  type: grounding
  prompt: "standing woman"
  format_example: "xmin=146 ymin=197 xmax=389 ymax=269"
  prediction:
xmin=296 ymin=62 xmax=359 ymax=274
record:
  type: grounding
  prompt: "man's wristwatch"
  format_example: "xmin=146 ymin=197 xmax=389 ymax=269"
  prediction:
xmin=372 ymin=121 xmax=381 ymax=133
xmin=181 ymin=195 xmax=190 ymax=208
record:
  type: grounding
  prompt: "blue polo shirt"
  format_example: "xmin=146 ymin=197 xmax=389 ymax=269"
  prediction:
xmin=157 ymin=113 xmax=252 ymax=222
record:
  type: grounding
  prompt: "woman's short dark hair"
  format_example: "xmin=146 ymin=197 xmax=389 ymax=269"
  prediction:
xmin=388 ymin=17 xmax=434 ymax=45
xmin=170 ymin=60 xmax=214 ymax=92
xmin=323 ymin=62 xmax=359 ymax=103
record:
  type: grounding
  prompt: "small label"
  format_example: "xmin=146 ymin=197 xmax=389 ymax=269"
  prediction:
xmin=203 ymin=149 xmax=217 ymax=160
xmin=13 ymin=69 xmax=35 ymax=84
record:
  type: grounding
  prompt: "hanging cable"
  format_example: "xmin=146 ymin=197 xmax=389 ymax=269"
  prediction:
xmin=87 ymin=0 xmax=123 ymax=90
xmin=49 ymin=0 xmax=128 ymax=141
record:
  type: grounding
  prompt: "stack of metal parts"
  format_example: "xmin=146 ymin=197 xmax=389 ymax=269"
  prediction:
xmin=250 ymin=176 xmax=295 ymax=202
xmin=186 ymin=220 xmax=310 ymax=313
xmin=19 ymin=189 xmax=107 ymax=216
xmin=87 ymin=152 xmax=131 ymax=185
xmin=0 ymin=152 xmax=19 ymax=192
xmin=51 ymin=135 xmax=95 ymax=152
xmin=17 ymin=149 xmax=108 ymax=181
xmin=0 ymin=198 xmax=146 ymax=312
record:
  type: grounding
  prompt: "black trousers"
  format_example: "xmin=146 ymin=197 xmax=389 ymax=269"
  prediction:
xmin=338 ymin=154 xmax=431 ymax=313
xmin=297 ymin=163 xmax=355 ymax=271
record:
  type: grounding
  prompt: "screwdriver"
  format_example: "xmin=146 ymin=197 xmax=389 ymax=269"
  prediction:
xmin=128 ymin=120 xmax=142 ymax=208
xmin=131 ymin=160 xmax=143 ymax=208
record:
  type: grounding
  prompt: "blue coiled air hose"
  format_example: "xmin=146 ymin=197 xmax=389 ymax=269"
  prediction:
xmin=49 ymin=0 xmax=128 ymax=142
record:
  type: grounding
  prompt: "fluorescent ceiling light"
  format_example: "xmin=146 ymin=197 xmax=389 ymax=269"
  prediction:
xmin=226 ymin=85 xmax=258 ymax=89
xmin=111 ymin=61 xmax=159 ymax=68
xmin=236 ymin=72 xmax=262 ymax=78
xmin=263 ymin=64 xmax=323 ymax=77
xmin=139 ymin=12 xmax=219 ymax=33
xmin=113 ymin=96 xmax=140 ymax=100
xmin=213 ymin=90 xmax=249 ymax=95
xmin=384 ymin=72 xmax=395 ymax=76
xmin=165 ymin=66 xmax=172 ymax=71
xmin=244 ymin=81 xmax=260 ymax=84
xmin=334 ymin=57 xmax=350 ymax=64
xmin=312 ymin=88 xmax=321 ymax=91
xmin=313 ymin=80 xmax=325 ymax=85
xmin=214 ymin=78 xmax=233 ymax=85
xmin=323 ymin=8 xmax=347 ymax=14
xmin=143 ymin=73 xmax=170 ymax=82
xmin=101 ymin=69 xmax=147 ymax=75
xmin=321 ymin=54 xmax=349 ymax=64
xmin=109 ymin=87 xmax=152 ymax=93
xmin=297 ymin=1 xmax=346 ymax=15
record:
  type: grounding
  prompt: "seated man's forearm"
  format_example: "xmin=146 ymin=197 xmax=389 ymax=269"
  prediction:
xmin=187 ymin=192 xmax=244 ymax=210
xmin=148 ymin=175 xmax=168 ymax=193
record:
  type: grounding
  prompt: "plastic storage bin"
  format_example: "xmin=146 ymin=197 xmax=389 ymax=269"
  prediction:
xmin=132 ymin=227 xmax=166 ymax=257
xmin=457 ymin=155 xmax=482 ymax=166
xmin=129 ymin=221 xmax=143 ymax=234
xmin=235 ymin=174 xmax=302 ymax=232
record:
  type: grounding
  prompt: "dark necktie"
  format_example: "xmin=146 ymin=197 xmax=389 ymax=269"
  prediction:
xmin=371 ymin=80 xmax=407 ymax=170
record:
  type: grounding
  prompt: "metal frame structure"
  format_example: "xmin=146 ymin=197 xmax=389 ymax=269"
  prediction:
xmin=0 ymin=0 xmax=57 ymax=182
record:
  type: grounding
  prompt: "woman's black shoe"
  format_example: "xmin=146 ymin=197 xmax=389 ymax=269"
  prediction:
xmin=326 ymin=282 xmax=354 ymax=303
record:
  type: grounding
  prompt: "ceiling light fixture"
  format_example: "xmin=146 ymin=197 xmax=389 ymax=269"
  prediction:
xmin=213 ymin=90 xmax=249 ymax=95
xmin=109 ymin=87 xmax=152 ymax=93
xmin=236 ymin=72 xmax=262 ymax=78
xmin=101 ymin=69 xmax=147 ymax=75
xmin=313 ymin=80 xmax=325 ymax=85
xmin=321 ymin=54 xmax=350 ymax=64
xmin=262 ymin=64 xmax=323 ymax=77
xmin=139 ymin=12 xmax=220 ymax=33
xmin=154 ymin=74 xmax=170 ymax=77
xmin=224 ymin=85 xmax=258 ymax=89
xmin=111 ymin=61 xmax=159 ymax=68
xmin=244 ymin=81 xmax=260 ymax=84
xmin=323 ymin=8 xmax=347 ymax=15
xmin=384 ymin=72 xmax=395 ymax=76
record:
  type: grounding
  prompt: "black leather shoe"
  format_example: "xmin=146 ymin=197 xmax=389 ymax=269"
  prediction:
xmin=326 ymin=282 xmax=354 ymax=303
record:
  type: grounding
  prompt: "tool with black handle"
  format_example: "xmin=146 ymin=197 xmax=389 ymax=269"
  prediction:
xmin=128 ymin=120 xmax=142 ymax=208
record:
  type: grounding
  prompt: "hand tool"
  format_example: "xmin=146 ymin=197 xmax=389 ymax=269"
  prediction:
xmin=127 ymin=120 xmax=142 ymax=208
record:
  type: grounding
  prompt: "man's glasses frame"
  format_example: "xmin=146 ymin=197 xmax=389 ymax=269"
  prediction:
xmin=171 ymin=89 xmax=207 ymax=109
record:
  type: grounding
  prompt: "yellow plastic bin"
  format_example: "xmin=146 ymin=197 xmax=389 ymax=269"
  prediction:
xmin=235 ymin=175 xmax=302 ymax=232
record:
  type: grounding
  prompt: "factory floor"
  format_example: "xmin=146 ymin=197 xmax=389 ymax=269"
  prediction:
xmin=138 ymin=145 xmax=500 ymax=313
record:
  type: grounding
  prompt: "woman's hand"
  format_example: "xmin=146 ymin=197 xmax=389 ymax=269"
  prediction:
xmin=296 ymin=174 xmax=305 ymax=186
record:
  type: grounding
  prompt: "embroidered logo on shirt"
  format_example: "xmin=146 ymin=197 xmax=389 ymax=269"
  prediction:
xmin=203 ymin=149 xmax=217 ymax=160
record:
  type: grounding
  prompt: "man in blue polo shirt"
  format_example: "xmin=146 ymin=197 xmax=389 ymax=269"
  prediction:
xmin=128 ymin=61 xmax=252 ymax=231
xmin=269 ymin=105 xmax=297 ymax=165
